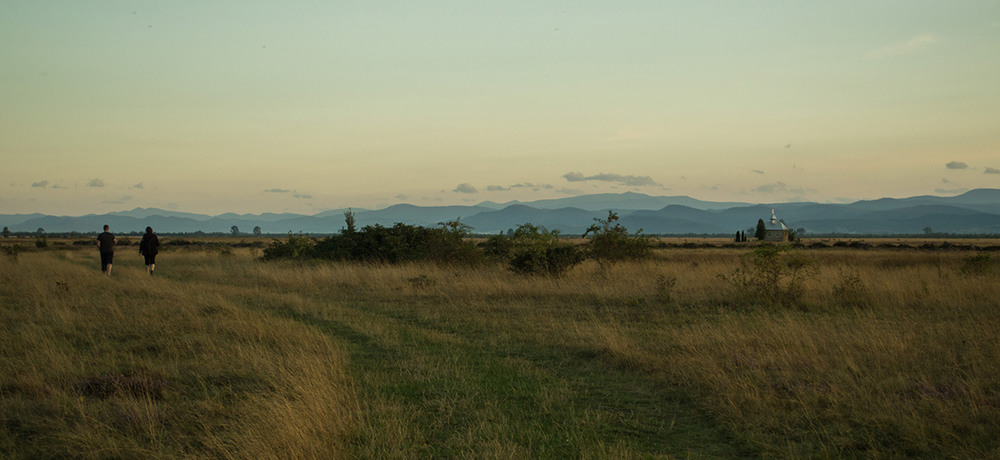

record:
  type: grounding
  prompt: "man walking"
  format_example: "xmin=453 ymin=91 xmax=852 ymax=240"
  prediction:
xmin=96 ymin=224 xmax=116 ymax=276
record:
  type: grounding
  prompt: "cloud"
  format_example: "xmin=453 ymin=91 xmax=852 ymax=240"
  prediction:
xmin=293 ymin=194 xmax=312 ymax=199
xmin=264 ymin=188 xmax=292 ymax=193
xmin=946 ymin=161 xmax=969 ymax=170
xmin=563 ymin=172 xmax=661 ymax=187
xmin=868 ymin=33 xmax=938 ymax=59
xmin=87 ymin=178 xmax=105 ymax=188
xmin=753 ymin=182 xmax=810 ymax=195
xmin=102 ymin=196 xmax=133 ymax=204
xmin=754 ymin=182 xmax=788 ymax=194
xmin=31 ymin=180 xmax=49 ymax=188
xmin=488 ymin=182 xmax=554 ymax=192
xmin=453 ymin=183 xmax=478 ymax=194
xmin=985 ymin=167 xmax=1000 ymax=175
xmin=395 ymin=194 xmax=409 ymax=201
xmin=751 ymin=170 xmax=765 ymax=175
xmin=935 ymin=187 xmax=968 ymax=195
xmin=130 ymin=183 xmax=144 ymax=190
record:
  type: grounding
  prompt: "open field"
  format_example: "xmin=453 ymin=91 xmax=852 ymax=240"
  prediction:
xmin=2 ymin=240 xmax=999 ymax=458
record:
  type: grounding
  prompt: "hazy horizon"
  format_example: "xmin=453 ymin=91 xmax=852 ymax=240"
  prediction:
xmin=3 ymin=2 xmax=999 ymax=216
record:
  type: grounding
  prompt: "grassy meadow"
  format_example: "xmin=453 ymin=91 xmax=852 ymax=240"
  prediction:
xmin=2 ymin=238 xmax=999 ymax=458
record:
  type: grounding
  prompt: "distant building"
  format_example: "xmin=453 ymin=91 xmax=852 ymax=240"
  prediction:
xmin=764 ymin=209 xmax=789 ymax=242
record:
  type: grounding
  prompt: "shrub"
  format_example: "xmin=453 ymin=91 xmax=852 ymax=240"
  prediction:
xmin=262 ymin=233 xmax=316 ymax=260
xmin=832 ymin=271 xmax=869 ymax=308
xmin=655 ymin=274 xmax=677 ymax=305
xmin=268 ymin=218 xmax=483 ymax=265
xmin=721 ymin=244 xmax=816 ymax=307
xmin=959 ymin=253 xmax=993 ymax=277
xmin=486 ymin=223 xmax=583 ymax=277
xmin=583 ymin=211 xmax=652 ymax=266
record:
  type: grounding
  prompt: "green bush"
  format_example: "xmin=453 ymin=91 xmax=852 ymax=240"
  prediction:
xmin=583 ymin=211 xmax=652 ymax=266
xmin=485 ymin=223 xmax=583 ymax=277
xmin=265 ymin=219 xmax=481 ymax=265
xmin=721 ymin=244 xmax=816 ymax=307
xmin=262 ymin=233 xmax=316 ymax=260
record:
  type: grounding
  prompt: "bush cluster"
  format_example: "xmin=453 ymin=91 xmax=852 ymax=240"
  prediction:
xmin=483 ymin=223 xmax=583 ymax=277
xmin=263 ymin=220 xmax=480 ymax=265
xmin=263 ymin=211 xmax=653 ymax=277
xmin=583 ymin=211 xmax=652 ymax=266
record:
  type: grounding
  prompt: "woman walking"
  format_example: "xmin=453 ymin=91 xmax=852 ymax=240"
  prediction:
xmin=139 ymin=226 xmax=160 ymax=275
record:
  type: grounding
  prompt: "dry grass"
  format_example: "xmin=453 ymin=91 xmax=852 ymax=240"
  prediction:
xmin=3 ymin=242 xmax=999 ymax=457
xmin=1 ymin=249 xmax=356 ymax=459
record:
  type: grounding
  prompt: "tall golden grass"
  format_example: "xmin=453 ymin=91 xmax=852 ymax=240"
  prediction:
xmin=2 ymin=242 xmax=998 ymax=457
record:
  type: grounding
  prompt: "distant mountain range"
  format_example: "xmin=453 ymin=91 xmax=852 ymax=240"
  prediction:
xmin=4 ymin=189 xmax=1000 ymax=236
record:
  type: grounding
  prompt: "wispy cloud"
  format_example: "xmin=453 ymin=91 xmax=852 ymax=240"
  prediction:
xmin=751 ymin=170 xmax=765 ymax=175
xmin=985 ymin=167 xmax=1000 ymax=175
xmin=935 ymin=187 xmax=968 ymax=195
xmin=946 ymin=161 xmax=969 ymax=170
xmin=453 ymin=183 xmax=478 ymax=194
xmin=31 ymin=180 xmax=49 ymax=188
xmin=487 ymin=182 xmax=554 ymax=192
xmin=87 ymin=178 xmax=106 ymax=188
xmin=130 ymin=183 xmax=144 ymax=190
xmin=264 ymin=188 xmax=292 ymax=193
xmin=293 ymin=194 xmax=312 ymax=199
xmin=563 ymin=172 xmax=661 ymax=187
xmin=102 ymin=196 xmax=133 ymax=204
xmin=868 ymin=33 xmax=938 ymax=59
xmin=753 ymin=182 xmax=810 ymax=195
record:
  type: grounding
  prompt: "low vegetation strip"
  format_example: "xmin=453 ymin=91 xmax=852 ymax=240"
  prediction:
xmin=2 ymin=243 xmax=999 ymax=457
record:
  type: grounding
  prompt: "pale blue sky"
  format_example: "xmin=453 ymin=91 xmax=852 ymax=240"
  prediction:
xmin=2 ymin=1 xmax=999 ymax=215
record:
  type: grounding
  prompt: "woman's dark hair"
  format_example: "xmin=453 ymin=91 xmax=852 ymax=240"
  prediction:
xmin=146 ymin=226 xmax=153 ymax=234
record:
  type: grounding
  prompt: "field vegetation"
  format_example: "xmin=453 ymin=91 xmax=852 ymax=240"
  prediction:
xmin=2 ymin=236 xmax=999 ymax=458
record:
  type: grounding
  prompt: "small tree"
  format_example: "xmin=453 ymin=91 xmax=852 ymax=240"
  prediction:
xmin=231 ymin=225 xmax=240 ymax=236
xmin=721 ymin=244 xmax=816 ymax=307
xmin=253 ymin=226 xmax=262 ymax=237
xmin=583 ymin=211 xmax=651 ymax=266
xmin=343 ymin=209 xmax=356 ymax=234
xmin=36 ymin=228 xmax=45 ymax=237
xmin=755 ymin=219 xmax=767 ymax=241
xmin=2 ymin=227 xmax=9 ymax=238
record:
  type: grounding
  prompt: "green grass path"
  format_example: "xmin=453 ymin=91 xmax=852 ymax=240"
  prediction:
xmin=262 ymin=296 xmax=752 ymax=458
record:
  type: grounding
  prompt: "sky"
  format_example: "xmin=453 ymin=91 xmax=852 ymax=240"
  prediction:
xmin=2 ymin=1 xmax=999 ymax=216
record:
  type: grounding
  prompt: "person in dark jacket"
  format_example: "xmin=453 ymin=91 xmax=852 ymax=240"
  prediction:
xmin=139 ymin=226 xmax=160 ymax=275
xmin=96 ymin=224 xmax=116 ymax=276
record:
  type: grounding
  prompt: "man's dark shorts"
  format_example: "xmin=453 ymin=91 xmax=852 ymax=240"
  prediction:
xmin=101 ymin=252 xmax=114 ymax=272
xmin=144 ymin=254 xmax=156 ymax=265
